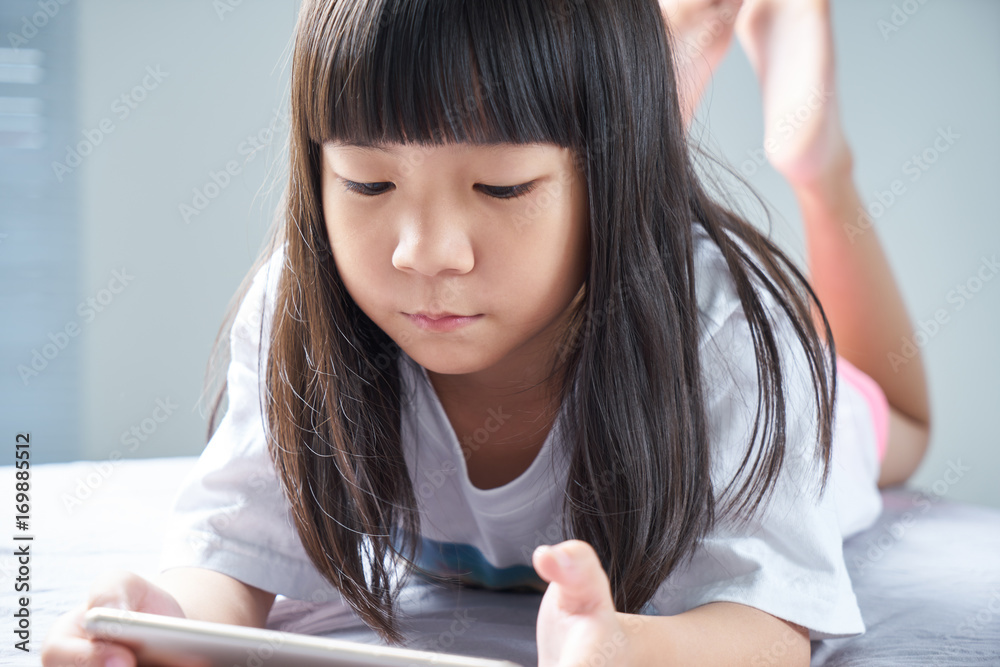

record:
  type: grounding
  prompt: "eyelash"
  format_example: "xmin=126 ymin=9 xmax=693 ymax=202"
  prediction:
xmin=339 ymin=179 xmax=539 ymax=200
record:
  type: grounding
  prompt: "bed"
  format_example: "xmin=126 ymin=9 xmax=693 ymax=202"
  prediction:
xmin=3 ymin=455 xmax=998 ymax=666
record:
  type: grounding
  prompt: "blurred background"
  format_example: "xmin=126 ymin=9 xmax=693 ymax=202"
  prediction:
xmin=1 ymin=1 xmax=997 ymax=508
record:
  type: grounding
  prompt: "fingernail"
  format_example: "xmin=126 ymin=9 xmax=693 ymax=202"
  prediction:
xmin=106 ymin=656 xmax=129 ymax=667
xmin=553 ymin=545 xmax=575 ymax=572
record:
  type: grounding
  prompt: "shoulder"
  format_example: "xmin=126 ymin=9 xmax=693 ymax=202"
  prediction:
xmin=691 ymin=221 xmax=803 ymax=360
xmin=691 ymin=222 xmax=747 ymax=348
xmin=245 ymin=242 xmax=288 ymax=312
xmin=233 ymin=242 xmax=288 ymax=338
xmin=690 ymin=222 xmax=822 ymax=457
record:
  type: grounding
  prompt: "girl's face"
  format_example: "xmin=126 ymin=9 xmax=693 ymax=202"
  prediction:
xmin=321 ymin=141 xmax=589 ymax=380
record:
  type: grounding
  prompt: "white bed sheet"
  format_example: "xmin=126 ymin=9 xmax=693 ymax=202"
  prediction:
xmin=1 ymin=456 xmax=998 ymax=666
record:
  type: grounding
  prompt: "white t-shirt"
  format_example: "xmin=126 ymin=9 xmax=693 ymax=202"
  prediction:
xmin=158 ymin=225 xmax=883 ymax=641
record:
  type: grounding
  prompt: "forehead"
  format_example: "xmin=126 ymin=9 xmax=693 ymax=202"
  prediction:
xmin=323 ymin=141 xmax=578 ymax=172
xmin=324 ymin=141 xmax=560 ymax=156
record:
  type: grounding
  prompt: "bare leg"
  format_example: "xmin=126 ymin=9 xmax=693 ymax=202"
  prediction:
xmin=733 ymin=0 xmax=931 ymax=487
xmin=659 ymin=0 xmax=745 ymax=129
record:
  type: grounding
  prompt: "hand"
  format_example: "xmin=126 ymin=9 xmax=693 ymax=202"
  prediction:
xmin=532 ymin=540 xmax=634 ymax=667
xmin=41 ymin=569 xmax=187 ymax=667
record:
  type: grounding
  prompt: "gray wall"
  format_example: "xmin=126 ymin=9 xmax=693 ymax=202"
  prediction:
xmin=74 ymin=0 xmax=297 ymax=463
xmin=17 ymin=2 xmax=999 ymax=507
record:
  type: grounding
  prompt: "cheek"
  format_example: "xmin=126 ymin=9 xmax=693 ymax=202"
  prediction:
xmin=520 ymin=197 xmax=586 ymax=274
xmin=324 ymin=189 xmax=381 ymax=255
xmin=323 ymin=202 xmax=393 ymax=304
xmin=492 ymin=206 xmax=585 ymax=311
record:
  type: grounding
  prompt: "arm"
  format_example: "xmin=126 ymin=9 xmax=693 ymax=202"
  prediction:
xmin=153 ymin=567 xmax=276 ymax=628
xmin=532 ymin=541 xmax=812 ymax=667
xmin=618 ymin=603 xmax=810 ymax=667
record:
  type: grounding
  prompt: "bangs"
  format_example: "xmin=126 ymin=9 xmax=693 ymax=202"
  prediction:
xmin=297 ymin=0 xmax=579 ymax=148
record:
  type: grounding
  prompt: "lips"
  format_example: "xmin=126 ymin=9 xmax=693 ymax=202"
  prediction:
xmin=404 ymin=312 xmax=483 ymax=332
xmin=410 ymin=312 xmax=470 ymax=320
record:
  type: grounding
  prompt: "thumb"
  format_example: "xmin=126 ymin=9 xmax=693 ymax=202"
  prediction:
xmin=532 ymin=540 xmax=614 ymax=615
xmin=86 ymin=569 xmax=186 ymax=619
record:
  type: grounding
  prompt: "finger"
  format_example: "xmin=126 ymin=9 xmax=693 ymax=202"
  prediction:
xmin=90 ymin=639 xmax=138 ymax=667
xmin=40 ymin=604 xmax=136 ymax=667
xmin=41 ymin=603 xmax=90 ymax=665
xmin=532 ymin=539 xmax=614 ymax=615
xmin=86 ymin=569 xmax=146 ymax=612
xmin=86 ymin=569 xmax=184 ymax=619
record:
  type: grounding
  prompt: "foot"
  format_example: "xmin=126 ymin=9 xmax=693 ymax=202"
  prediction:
xmin=734 ymin=0 xmax=852 ymax=186
xmin=660 ymin=0 xmax=745 ymax=129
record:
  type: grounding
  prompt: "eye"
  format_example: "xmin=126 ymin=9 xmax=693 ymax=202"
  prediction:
xmin=337 ymin=179 xmax=539 ymax=200
xmin=477 ymin=182 xmax=539 ymax=200
xmin=340 ymin=179 xmax=393 ymax=197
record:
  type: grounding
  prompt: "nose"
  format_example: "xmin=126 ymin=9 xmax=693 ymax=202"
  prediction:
xmin=391 ymin=208 xmax=475 ymax=276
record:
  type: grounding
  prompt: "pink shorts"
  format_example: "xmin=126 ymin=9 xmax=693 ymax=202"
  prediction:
xmin=836 ymin=355 xmax=890 ymax=463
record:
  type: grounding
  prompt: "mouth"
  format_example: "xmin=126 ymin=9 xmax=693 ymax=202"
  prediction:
xmin=403 ymin=312 xmax=484 ymax=332
xmin=407 ymin=311 xmax=475 ymax=320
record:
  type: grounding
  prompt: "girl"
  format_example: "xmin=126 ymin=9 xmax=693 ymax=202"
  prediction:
xmin=43 ymin=0 xmax=931 ymax=665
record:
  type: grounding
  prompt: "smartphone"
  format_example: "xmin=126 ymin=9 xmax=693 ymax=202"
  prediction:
xmin=83 ymin=606 xmax=523 ymax=667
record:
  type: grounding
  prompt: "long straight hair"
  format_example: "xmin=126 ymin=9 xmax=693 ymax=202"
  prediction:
xmin=204 ymin=0 xmax=837 ymax=644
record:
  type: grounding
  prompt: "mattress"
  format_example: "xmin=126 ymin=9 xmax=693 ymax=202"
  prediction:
xmin=2 ymin=456 xmax=997 ymax=666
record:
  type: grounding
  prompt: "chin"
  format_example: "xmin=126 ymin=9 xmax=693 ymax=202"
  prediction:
xmin=401 ymin=344 xmax=498 ymax=376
